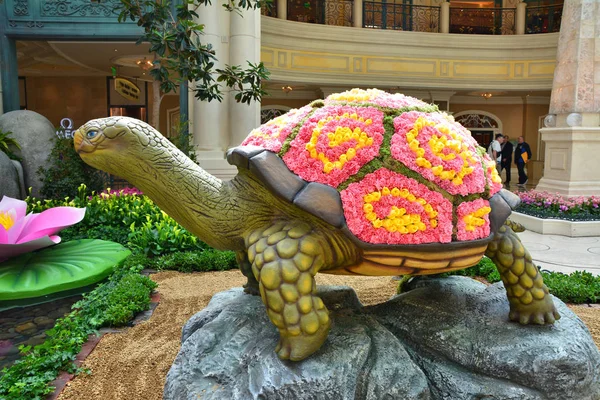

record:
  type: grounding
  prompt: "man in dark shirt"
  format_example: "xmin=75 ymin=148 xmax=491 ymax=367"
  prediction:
xmin=500 ymin=135 xmax=513 ymax=187
xmin=514 ymin=136 xmax=532 ymax=186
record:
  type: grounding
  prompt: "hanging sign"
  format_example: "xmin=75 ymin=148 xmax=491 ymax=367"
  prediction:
xmin=114 ymin=77 xmax=141 ymax=101
xmin=56 ymin=118 xmax=75 ymax=139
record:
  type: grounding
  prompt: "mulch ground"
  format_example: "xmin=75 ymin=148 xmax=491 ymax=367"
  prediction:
xmin=57 ymin=270 xmax=600 ymax=400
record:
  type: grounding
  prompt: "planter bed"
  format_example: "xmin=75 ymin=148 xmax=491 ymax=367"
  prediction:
xmin=510 ymin=211 xmax=600 ymax=237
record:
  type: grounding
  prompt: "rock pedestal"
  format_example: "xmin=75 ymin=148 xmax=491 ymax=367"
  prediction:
xmin=164 ymin=277 xmax=600 ymax=400
xmin=0 ymin=111 xmax=56 ymax=198
xmin=0 ymin=151 xmax=20 ymax=199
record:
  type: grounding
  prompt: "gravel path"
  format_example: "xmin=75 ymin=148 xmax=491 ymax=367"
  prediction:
xmin=57 ymin=270 xmax=600 ymax=400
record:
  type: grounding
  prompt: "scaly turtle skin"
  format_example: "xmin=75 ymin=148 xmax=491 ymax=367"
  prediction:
xmin=74 ymin=89 xmax=559 ymax=362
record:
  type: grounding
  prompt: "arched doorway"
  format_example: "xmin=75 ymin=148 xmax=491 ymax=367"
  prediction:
xmin=261 ymin=105 xmax=291 ymax=124
xmin=453 ymin=110 xmax=502 ymax=148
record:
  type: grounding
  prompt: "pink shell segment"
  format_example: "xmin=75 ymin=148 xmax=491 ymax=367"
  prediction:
xmin=340 ymin=169 xmax=453 ymax=245
xmin=325 ymin=88 xmax=432 ymax=109
xmin=391 ymin=111 xmax=486 ymax=196
xmin=457 ymin=199 xmax=492 ymax=241
xmin=283 ymin=105 xmax=385 ymax=187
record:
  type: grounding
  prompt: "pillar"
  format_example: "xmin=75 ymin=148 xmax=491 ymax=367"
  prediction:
xmin=229 ymin=6 xmax=261 ymax=147
xmin=353 ymin=0 xmax=363 ymax=28
xmin=515 ymin=1 xmax=526 ymax=35
xmin=440 ymin=1 xmax=450 ymax=34
xmin=0 ymin=35 xmax=19 ymax=113
xmin=192 ymin=0 xmax=235 ymax=179
xmin=277 ymin=0 xmax=287 ymax=19
xmin=536 ymin=0 xmax=600 ymax=196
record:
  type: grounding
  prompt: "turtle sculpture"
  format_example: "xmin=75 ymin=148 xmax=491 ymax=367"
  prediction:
xmin=74 ymin=88 xmax=559 ymax=362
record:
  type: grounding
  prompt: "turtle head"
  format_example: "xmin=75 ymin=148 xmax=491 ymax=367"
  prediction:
xmin=74 ymin=116 xmax=165 ymax=176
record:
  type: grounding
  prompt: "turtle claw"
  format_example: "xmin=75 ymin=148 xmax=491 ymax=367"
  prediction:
xmin=275 ymin=323 xmax=330 ymax=361
xmin=509 ymin=297 xmax=561 ymax=325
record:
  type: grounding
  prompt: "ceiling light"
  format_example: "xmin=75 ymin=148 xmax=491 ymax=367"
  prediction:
xmin=282 ymin=86 xmax=293 ymax=93
xmin=136 ymin=57 xmax=154 ymax=71
xmin=480 ymin=92 xmax=493 ymax=99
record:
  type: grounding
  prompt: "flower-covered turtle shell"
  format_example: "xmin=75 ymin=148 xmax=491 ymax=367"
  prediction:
xmin=233 ymin=89 xmax=506 ymax=246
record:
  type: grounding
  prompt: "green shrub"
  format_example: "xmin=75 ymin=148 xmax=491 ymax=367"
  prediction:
xmin=438 ymin=256 xmax=501 ymax=283
xmin=436 ymin=258 xmax=599 ymax=304
xmin=0 ymin=129 xmax=21 ymax=161
xmin=37 ymin=137 xmax=105 ymax=199
xmin=0 ymin=256 xmax=157 ymax=399
xmin=27 ymin=185 xmax=205 ymax=255
xmin=541 ymin=270 xmax=600 ymax=304
xmin=156 ymin=249 xmax=237 ymax=272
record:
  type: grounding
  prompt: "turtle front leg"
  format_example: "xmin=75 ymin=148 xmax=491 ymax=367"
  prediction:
xmin=246 ymin=222 xmax=331 ymax=361
xmin=486 ymin=224 xmax=560 ymax=324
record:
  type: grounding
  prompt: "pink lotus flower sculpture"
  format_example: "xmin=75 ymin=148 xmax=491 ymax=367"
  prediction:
xmin=0 ymin=196 xmax=86 ymax=261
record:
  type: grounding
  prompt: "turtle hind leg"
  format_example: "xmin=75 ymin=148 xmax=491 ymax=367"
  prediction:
xmin=486 ymin=224 xmax=560 ymax=324
xmin=246 ymin=222 xmax=331 ymax=361
xmin=236 ymin=251 xmax=259 ymax=295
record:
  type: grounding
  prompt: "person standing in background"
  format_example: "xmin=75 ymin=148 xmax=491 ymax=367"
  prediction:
xmin=500 ymin=135 xmax=513 ymax=188
xmin=515 ymin=136 xmax=532 ymax=186
xmin=488 ymin=134 xmax=504 ymax=174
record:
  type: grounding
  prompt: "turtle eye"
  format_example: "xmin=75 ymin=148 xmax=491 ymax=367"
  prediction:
xmin=87 ymin=130 xmax=98 ymax=139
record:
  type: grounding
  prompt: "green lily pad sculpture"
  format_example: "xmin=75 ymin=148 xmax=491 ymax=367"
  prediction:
xmin=0 ymin=239 xmax=131 ymax=301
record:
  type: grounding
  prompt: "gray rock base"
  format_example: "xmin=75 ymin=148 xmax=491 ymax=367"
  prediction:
xmin=164 ymin=276 xmax=600 ymax=400
xmin=0 ymin=152 xmax=20 ymax=199
xmin=0 ymin=111 xmax=56 ymax=198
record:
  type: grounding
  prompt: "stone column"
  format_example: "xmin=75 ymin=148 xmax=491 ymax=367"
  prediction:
xmin=277 ymin=0 xmax=287 ymax=19
xmin=353 ymin=0 xmax=363 ymax=28
xmin=515 ymin=2 xmax=527 ymax=35
xmin=440 ymin=1 xmax=450 ymax=34
xmin=536 ymin=0 xmax=600 ymax=196
xmin=229 ymin=7 xmax=261 ymax=147
xmin=0 ymin=35 xmax=19 ymax=113
xmin=191 ymin=1 xmax=236 ymax=179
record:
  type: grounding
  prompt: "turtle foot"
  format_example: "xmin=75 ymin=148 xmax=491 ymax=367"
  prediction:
xmin=275 ymin=321 xmax=330 ymax=361
xmin=509 ymin=296 xmax=561 ymax=325
xmin=243 ymin=281 xmax=260 ymax=296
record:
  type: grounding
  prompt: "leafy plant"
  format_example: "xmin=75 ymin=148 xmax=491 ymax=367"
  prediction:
xmin=517 ymin=190 xmax=600 ymax=221
xmin=169 ymin=120 xmax=196 ymax=163
xmin=155 ymin=249 xmax=237 ymax=272
xmin=422 ymin=257 xmax=600 ymax=305
xmin=0 ymin=256 xmax=156 ymax=399
xmin=0 ymin=129 xmax=21 ymax=161
xmin=116 ymin=0 xmax=269 ymax=128
xmin=540 ymin=270 xmax=600 ymax=304
xmin=37 ymin=136 xmax=105 ymax=199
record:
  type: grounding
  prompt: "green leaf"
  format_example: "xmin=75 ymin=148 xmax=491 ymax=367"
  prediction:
xmin=0 ymin=240 xmax=131 ymax=301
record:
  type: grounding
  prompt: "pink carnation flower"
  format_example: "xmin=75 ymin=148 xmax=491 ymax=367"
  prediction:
xmin=340 ymin=168 xmax=453 ymax=245
xmin=325 ymin=88 xmax=432 ymax=109
xmin=241 ymin=106 xmax=312 ymax=152
xmin=456 ymin=199 xmax=491 ymax=241
xmin=391 ymin=111 xmax=485 ymax=196
xmin=283 ymin=105 xmax=384 ymax=188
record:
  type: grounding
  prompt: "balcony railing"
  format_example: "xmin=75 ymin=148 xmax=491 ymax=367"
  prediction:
xmin=526 ymin=3 xmax=563 ymax=34
xmin=287 ymin=0 xmax=353 ymax=26
xmin=263 ymin=0 xmax=563 ymax=35
xmin=449 ymin=7 xmax=515 ymax=35
xmin=363 ymin=3 xmax=440 ymax=33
